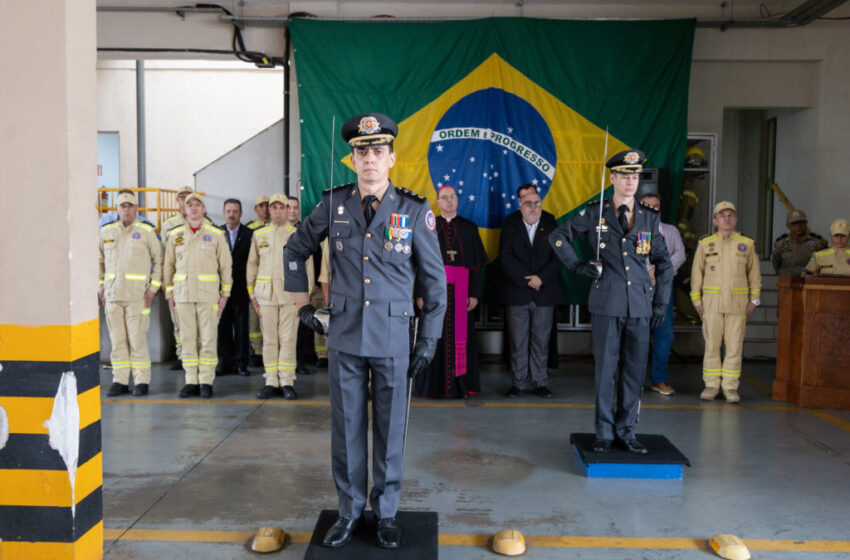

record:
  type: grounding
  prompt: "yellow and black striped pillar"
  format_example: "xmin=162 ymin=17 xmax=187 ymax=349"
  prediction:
xmin=0 ymin=322 xmax=103 ymax=559
xmin=0 ymin=1 xmax=100 ymax=558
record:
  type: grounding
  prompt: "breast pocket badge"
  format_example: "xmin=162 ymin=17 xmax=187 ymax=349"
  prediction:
xmin=636 ymin=232 xmax=651 ymax=255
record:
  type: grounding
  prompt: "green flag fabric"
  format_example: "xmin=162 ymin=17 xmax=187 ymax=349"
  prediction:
xmin=291 ymin=17 xmax=694 ymax=304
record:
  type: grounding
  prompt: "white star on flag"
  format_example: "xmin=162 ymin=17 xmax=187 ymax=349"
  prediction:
xmin=469 ymin=195 xmax=475 ymax=202
xmin=443 ymin=174 xmax=450 ymax=181
xmin=501 ymin=193 xmax=506 ymax=198
xmin=469 ymin=156 xmax=475 ymax=163
xmin=507 ymin=127 xmax=514 ymax=133
xmin=452 ymin=168 xmax=456 ymax=173
xmin=511 ymin=195 xmax=515 ymax=199
xmin=437 ymin=182 xmax=442 ymax=187
xmin=436 ymin=145 xmax=444 ymax=152
xmin=505 ymin=203 xmax=511 ymax=209
xmin=494 ymin=172 xmax=499 ymax=177
xmin=483 ymin=173 xmax=488 ymax=178
xmin=503 ymin=150 xmax=508 ymax=155
xmin=542 ymin=180 xmax=548 ymax=185
xmin=532 ymin=179 xmax=539 ymax=185
xmin=458 ymin=181 xmax=464 ymax=186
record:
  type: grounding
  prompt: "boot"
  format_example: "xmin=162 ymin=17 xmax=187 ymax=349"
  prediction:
xmin=700 ymin=385 xmax=720 ymax=401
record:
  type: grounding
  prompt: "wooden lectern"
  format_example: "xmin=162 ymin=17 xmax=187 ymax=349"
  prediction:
xmin=774 ymin=276 xmax=850 ymax=409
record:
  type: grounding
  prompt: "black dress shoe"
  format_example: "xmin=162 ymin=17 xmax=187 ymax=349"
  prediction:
xmin=236 ymin=367 xmax=250 ymax=377
xmin=533 ymin=386 xmax=554 ymax=399
xmin=315 ymin=358 xmax=328 ymax=368
xmin=505 ymin=385 xmax=522 ymax=398
xmin=215 ymin=365 xmax=234 ymax=376
xmin=282 ymin=385 xmax=298 ymax=400
xmin=592 ymin=439 xmax=612 ymax=453
xmin=322 ymin=516 xmax=360 ymax=548
xmin=199 ymin=384 xmax=214 ymax=399
xmin=376 ymin=517 xmax=402 ymax=548
xmin=257 ymin=385 xmax=283 ymax=399
xmin=620 ymin=438 xmax=649 ymax=454
xmin=107 ymin=382 xmax=129 ymax=397
xmin=170 ymin=360 xmax=183 ymax=371
xmin=296 ymin=363 xmax=311 ymax=375
xmin=132 ymin=384 xmax=149 ymax=397
xmin=179 ymin=384 xmax=200 ymax=398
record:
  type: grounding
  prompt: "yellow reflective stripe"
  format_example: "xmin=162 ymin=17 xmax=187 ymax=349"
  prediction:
xmin=221 ymin=284 xmax=232 ymax=291
xmin=141 ymin=307 xmax=151 ymax=316
xmin=105 ymin=273 xmax=116 ymax=280
xmin=721 ymin=369 xmax=741 ymax=377
xmin=213 ymin=304 xmax=219 ymax=311
xmin=202 ymin=224 xmax=223 ymax=235
xmin=247 ymin=286 xmax=255 ymax=295
xmin=703 ymin=368 xmax=722 ymax=376
xmin=249 ymin=332 xmax=262 ymax=339
xmin=111 ymin=360 xmax=132 ymax=367
xmin=689 ymin=292 xmax=701 ymax=301
xmin=198 ymin=275 xmax=218 ymax=282
xmin=199 ymin=358 xmax=218 ymax=365
xmin=131 ymin=361 xmax=151 ymax=368
xmin=150 ymin=280 xmax=162 ymax=288
xmin=98 ymin=279 xmax=104 ymax=286
xmin=173 ymin=274 xmax=187 ymax=281
xmin=124 ymin=274 xmax=148 ymax=281
xmin=256 ymin=276 xmax=271 ymax=283
xmin=165 ymin=286 xmax=174 ymax=293
xmin=182 ymin=359 xmax=200 ymax=366
xmin=732 ymin=288 xmax=749 ymax=294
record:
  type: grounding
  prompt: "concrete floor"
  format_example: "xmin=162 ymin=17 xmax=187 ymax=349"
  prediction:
xmin=101 ymin=357 xmax=850 ymax=559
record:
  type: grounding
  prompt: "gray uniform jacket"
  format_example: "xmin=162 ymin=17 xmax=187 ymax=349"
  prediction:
xmin=284 ymin=181 xmax=447 ymax=357
xmin=548 ymin=199 xmax=673 ymax=318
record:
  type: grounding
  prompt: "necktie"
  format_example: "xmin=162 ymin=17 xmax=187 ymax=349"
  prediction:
xmin=618 ymin=204 xmax=630 ymax=232
xmin=363 ymin=195 xmax=378 ymax=226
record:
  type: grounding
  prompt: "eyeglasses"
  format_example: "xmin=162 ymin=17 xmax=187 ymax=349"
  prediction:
xmin=522 ymin=200 xmax=542 ymax=208
xmin=438 ymin=194 xmax=458 ymax=201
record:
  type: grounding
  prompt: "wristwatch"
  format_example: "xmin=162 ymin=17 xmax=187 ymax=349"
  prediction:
xmin=751 ymin=300 xmax=760 ymax=306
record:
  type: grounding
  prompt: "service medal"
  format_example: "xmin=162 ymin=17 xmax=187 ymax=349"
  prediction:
xmin=394 ymin=242 xmax=403 ymax=252
xmin=636 ymin=232 xmax=651 ymax=255
xmin=384 ymin=241 xmax=393 ymax=251
xmin=403 ymin=245 xmax=411 ymax=254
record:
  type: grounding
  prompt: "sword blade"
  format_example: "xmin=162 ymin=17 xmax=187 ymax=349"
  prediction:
xmin=596 ymin=127 xmax=609 ymax=263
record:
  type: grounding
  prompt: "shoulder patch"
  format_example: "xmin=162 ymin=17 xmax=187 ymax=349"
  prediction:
xmin=168 ymin=225 xmax=186 ymax=237
xmin=202 ymin=223 xmax=223 ymax=236
xmin=135 ymin=222 xmax=154 ymax=233
xmin=396 ymin=187 xmax=426 ymax=202
xmin=255 ymin=225 xmax=274 ymax=235
xmin=638 ymin=199 xmax=660 ymax=212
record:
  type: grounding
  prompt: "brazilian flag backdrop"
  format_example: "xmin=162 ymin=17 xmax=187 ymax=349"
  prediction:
xmin=291 ymin=17 xmax=695 ymax=303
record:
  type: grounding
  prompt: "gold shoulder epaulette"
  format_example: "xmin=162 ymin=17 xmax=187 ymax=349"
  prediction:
xmin=639 ymin=199 xmax=660 ymax=212
xmin=395 ymin=187 xmax=425 ymax=202
xmin=202 ymin=223 xmax=224 ymax=236
xmin=323 ymin=183 xmax=355 ymax=194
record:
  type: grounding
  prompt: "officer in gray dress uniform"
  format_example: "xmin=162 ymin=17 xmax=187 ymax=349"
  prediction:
xmin=284 ymin=113 xmax=447 ymax=549
xmin=549 ymin=149 xmax=673 ymax=454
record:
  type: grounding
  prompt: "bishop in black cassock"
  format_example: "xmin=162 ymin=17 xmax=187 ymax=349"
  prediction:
xmin=416 ymin=185 xmax=488 ymax=398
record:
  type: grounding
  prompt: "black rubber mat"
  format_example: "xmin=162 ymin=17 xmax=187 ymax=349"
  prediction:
xmin=570 ymin=433 xmax=691 ymax=465
xmin=303 ymin=509 xmax=438 ymax=559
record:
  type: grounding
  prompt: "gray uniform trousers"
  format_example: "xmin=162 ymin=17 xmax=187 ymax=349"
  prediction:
xmin=329 ymin=350 xmax=409 ymax=521
xmin=591 ymin=314 xmax=649 ymax=441
xmin=506 ymin=302 xmax=554 ymax=389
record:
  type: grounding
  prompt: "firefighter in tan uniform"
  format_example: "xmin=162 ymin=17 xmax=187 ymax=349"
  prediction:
xmin=804 ymin=218 xmax=850 ymax=275
xmin=99 ymin=192 xmax=163 ymax=397
xmin=163 ymin=186 xmax=196 ymax=370
xmin=313 ymin=239 xmax=330 ymax=367
xmin=164 ymin=193 xmax=233 ymax=398
xmin=247 ymin=194 xmax=313 ymax=399
xmin=690 ymin=201 xmax=762 ymax=403
xmin=247 ymin=195 xmax=271 ymax=363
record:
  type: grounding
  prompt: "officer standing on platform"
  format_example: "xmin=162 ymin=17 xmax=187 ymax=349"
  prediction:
xmin=247 ymin=193 xmax=313 ymax=400
xmin=690 ymin=201 xmax=762 ymax=403
xmin=549 ymin=149 xmax=673 ymax=454
xmin=805 ymin=218 xmax=850 ymax=275
xmin=284 ymin=113 xmax=446 ymax=549
xmin=164 ymin=193 xmax=233 ymax=399
xmin=771 ymin=209 xmax=827 ymax=276
xmin=99 ymin=191 xmax=162 ymax=397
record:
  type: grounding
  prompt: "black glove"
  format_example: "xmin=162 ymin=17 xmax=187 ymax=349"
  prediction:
xmin=407 ymin=337 xmax=438 ymax=379
xmin=298 ymin=304 xmax=325 ymax=335
xmin=650 ymin=303 xmax=667 ymax=329
xmin=575 ymin=261 xmax=602 ymax=280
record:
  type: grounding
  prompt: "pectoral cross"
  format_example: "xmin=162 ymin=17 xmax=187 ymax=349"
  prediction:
xmin=446 ymin=249 xmax=458 ymax=262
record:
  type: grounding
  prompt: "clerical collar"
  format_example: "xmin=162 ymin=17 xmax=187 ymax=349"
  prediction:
xmin=442 ymin=215 xmax=455 ymax=222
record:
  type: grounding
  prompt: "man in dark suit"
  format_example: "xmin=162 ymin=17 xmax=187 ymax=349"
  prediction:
xmin=500 ymin=184 xmax=562 ymax=398
xmin=217 ymin=198 xmax=253 ymax=376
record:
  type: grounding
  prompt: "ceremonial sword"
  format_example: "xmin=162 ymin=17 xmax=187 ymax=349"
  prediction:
xmin=590 ymin=127 xmax=610 ymax=276
xmin=311 ymin=116 xmax=336 ymax=334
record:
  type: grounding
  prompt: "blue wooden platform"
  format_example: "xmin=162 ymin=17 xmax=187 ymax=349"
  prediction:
xmin=570 ymin=433 xmax=690 ymax=479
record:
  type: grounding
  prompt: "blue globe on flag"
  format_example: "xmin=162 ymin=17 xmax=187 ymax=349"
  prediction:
xmin=427 ymin=88 xmax=557 ymax=228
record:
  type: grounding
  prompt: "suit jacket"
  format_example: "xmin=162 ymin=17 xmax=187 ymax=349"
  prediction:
xmin=549 ymin=198 xmax=672 ymax=318
xmin=499 ymin=210 xmax=563 ymax=306
xmin=284 ymin=181 xmax=447 ymax=357
xmin=220 ymin=223 xmax=253 ymax=304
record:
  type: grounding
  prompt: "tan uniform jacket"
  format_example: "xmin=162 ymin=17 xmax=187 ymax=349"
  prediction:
xmin=163 ymin=223 xmax=233 ymax=303
xmin=246 ymin=223 xmax=313 ymax=305
xmin=805 ymin=247 xmax=850 ymax=275
xmin=99 ymin=220 xmax=163 ymax=302
xmin=690 ymin=232 xmax=762 ymax=313
xmin=247 ymin=219 xmax=269 ymax=231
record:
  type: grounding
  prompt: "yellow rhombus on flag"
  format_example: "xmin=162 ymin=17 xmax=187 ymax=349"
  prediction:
xmin=344 ymin=53 xmax=631 ymax=258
